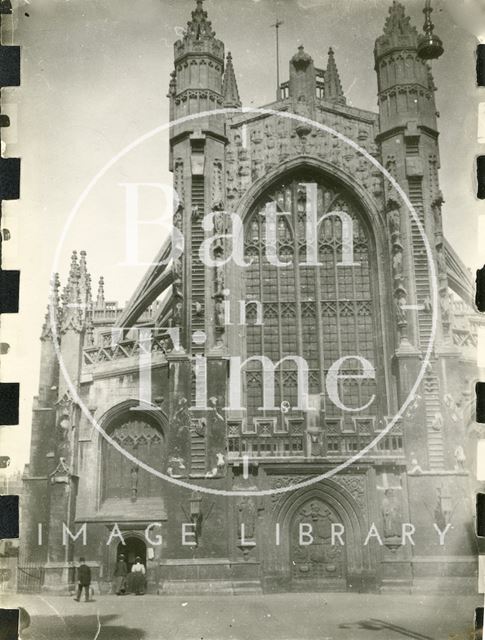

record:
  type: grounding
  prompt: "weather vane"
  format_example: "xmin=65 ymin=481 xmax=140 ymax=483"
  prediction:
xmin=271 ymin=18 xmax=284 ymax=100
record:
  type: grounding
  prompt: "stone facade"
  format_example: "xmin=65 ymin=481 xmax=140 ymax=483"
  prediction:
xmin=22 ymin=0 xmax=482 ymax=595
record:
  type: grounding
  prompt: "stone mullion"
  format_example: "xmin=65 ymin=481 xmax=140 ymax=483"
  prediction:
xmin=350 ymin=233 xmax=363 ymax=414
xmin=245 ymin=235 xmax=264 ymax=430
xmin=334 ymin=234 xmax=343 ymax=421
xmin=276 ymin=226 xmax=284 ymax=421
xmin=292 ymin=182 xmax=304 ymax=367
xmin=258 ymin=215 xmax=268 ymax=421
xmin=313 ymin=228 xmax=326 ymax=413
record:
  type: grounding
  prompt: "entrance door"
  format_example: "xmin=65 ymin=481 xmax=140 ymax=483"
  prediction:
xmin=290 ymin=498 xmax=346 ymax=591
xmin=117 ymin=537 xmax=146 ymax=572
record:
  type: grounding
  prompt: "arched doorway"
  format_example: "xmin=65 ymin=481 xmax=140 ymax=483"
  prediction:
xmin=117 ymin=536 xmax=146 ymax=571
xmin=290 ymin=498 xmax=346 ymax=591
xmin=272 ymin=480 xmax=371 ymax=592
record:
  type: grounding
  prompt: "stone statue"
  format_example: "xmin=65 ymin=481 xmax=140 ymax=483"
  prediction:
xmin=130 ymin=467 xmax=138 ymax=502
xmin=394 ymin=297 xmax=407 ymax=325
xmin=214 ymin=299 xmax=225 ymax=327
xmin=167 ymin=456 xmax=186 ymax=478
xmin=381 ymin=489 xmax=401 ymax=538
xmin=237 ymin=496 xmax=257 ymax=539
xmin=392 ymin=250 xmax=403 ymax=275
xmin=431 ymin=412 xmax=443 ymax=431
xmin=454 ymin=445 xmax=466 ymax=470
xmin=408 ymin=453 xmax=423 ymax=474
xmin=388 ymin=206 xmax=400 ymax=237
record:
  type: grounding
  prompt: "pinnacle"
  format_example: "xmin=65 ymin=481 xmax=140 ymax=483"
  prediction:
xmin=325 ymin=46 xmax=345 ymax=105
xmin=96 ymin=275 xmax=106 ymax=309
xmin=223 ymin=51 xmax=241 ymax=108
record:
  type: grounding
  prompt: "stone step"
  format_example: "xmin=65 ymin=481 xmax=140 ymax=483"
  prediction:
xmin=232 ymin=580 xmax=264 ymax=595
xmin=161 ymin=580 xmax=234 ymax=596
xmin=380 ymin=578 xmax=412 ymax=594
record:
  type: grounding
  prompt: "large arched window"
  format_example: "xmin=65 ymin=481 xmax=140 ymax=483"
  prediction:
xmin=102 ymin=411 xmax=164 ymax=501
xmin=240 ymin=170 xmax=385 ymax=454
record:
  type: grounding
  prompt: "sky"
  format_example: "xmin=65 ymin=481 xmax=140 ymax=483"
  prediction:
xmin=0 ymin=0 xmax=483 ymax=472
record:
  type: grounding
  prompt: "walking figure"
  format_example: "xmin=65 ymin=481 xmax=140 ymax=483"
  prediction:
xmin=74 ymin=557 xmax=91 ymax=602
xmin=113 ymin=553 xmax=128 ymax=595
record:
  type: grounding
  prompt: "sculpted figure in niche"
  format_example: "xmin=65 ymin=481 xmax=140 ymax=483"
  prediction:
xmin=431 ymin=195 xmax=444 ymax=228
xmin=392 ymin=250 xmax=403 ymax=276
xmin=431 ymin=411 xmax=444 ymax=431
xmin=214 ymin=265 xmax=225 ymax=297
xmin=436 ymin=248 xmax=447 ymax=275
xmin=388 ymin=205 xmax=401 ymax=237
xmin=130 ymin=467 xmax=138 ymax=502
xmin=237 ymin=496 xmax=257 ymax=539
xmin=172 ymin=300 xmax=183 ymax=326
xmin=381 ymin=488 xmax=402 ymax=538
xmin=394 ymin=296 xmax=407 ymax=325
xmin=454 ymin=445 xmax=466 ymax=470
xmin=440 ymin=293 xmax=451 ymax=327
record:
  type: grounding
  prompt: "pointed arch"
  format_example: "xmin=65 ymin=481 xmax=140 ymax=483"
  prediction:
xmin=272 ymin=479 xmax=371 ymax=577
xmin=97 ymin=400 xmax=168 ymax=502
xmin=236 ymin=157 xmax=394 ymax=441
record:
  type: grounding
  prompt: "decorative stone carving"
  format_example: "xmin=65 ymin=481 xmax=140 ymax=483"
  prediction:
xmin=49 ymin=457 xmax=71 ymax=484
xmin=408 ymin=451 xmax=423 ymax=475
xmin=211 ymin=160 xmax=224 ymax=207
xmin=334 ymin=475 xmax=366 ymax=510
xmin=174 ymin=158 xmax=185 ymax=207
xmin=290 ymin=499 xmax=344 ymax=580
xmin=191 ymin=417 xmax=207 ymax=438
xmin=225 ymin=112 xmax=382 ymax=213
xmin=386 ymin=198 xmax=410 ymax=346
xmin=270 ymin=476 xmax=306 ymax=507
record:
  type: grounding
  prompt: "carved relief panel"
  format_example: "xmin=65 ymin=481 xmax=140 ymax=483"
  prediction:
xmin=290 ymin=499 xmax=346 ymax=583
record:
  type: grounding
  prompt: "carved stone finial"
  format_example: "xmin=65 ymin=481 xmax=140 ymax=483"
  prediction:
xmin=383 ymin=1 xmax=417 ymax=37
xmin=185 ymin=0 xmax=215 ymax=40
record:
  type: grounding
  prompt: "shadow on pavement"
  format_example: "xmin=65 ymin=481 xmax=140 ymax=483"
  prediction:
xmin=22 ymin=613 xmax=147 ymax=640
xmin=338 ymin=618 xmax=434 ymax=640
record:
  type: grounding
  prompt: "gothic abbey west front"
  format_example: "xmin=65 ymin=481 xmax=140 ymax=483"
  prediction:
xmin=22 ymin=1 xmax=482 ymax=595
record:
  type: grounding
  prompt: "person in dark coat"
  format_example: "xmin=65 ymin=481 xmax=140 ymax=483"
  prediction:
xmin=113 ymin=553 xmax=128 ymax=595
xmin=74 ymin=557 xmax=91 ymax=602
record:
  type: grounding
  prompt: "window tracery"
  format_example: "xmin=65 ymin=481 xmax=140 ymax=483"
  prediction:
xmin=102 ymin=415 xmax=164 ymax=501
xmin=243 ymin=171 xmax=382 ymax=439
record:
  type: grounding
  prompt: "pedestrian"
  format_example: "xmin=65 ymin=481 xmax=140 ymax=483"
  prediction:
xmin=130 ymin=556 xmax=146 ymax=595
xmin=74 ymin=557 xmax=91 ymax=602
xmin=113 ymin=553 xmax=128 ymax=595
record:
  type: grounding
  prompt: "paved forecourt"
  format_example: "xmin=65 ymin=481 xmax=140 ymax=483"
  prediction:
xmin=1 ymin=592 xmax=479 ymax=640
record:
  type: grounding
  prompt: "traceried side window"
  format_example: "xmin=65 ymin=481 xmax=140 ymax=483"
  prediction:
xmin=243 ymin=171 xmax=381 ymax=433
